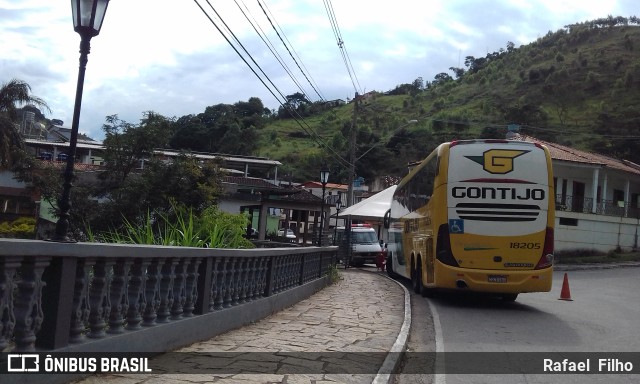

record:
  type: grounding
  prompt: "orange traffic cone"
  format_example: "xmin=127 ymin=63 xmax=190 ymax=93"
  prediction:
xmin=558 ymin=272 xmax=573 ymax=301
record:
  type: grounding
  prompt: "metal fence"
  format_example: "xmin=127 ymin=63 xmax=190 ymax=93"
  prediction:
xmin=555 ymin=195 xmax=640 ymax=218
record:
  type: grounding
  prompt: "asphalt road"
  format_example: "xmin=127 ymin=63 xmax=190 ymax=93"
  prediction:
xmin=391 ymin=266 xmax=640 ymax=384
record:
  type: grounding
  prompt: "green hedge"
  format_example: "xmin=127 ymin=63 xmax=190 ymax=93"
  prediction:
xmin=0 ymin=217 xmax=36 ymax=238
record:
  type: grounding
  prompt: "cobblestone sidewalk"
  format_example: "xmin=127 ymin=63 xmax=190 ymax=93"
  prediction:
xmin=74 ymin=269 xmax=406 ymax=384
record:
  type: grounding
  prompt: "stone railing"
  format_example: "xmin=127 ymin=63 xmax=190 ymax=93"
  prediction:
xmin=0 ymin=239 xmax=337 ymax=355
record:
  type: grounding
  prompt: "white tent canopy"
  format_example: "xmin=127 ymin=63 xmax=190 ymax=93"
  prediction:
xmin=337 ymin=185 xmax=397 ymax=221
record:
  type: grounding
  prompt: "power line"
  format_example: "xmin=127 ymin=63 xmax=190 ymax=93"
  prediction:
xmin=195 ymin=0 xmax=286 ymax=105
xmin=323 ymin=0 xmax=362 ymax=94
xmin=193 ymin=0 xmax=350 ymax=168
xmin=257 ymin=0 xmax=326 ymax=101
xmin=234 ymin=0 xmax=309 ymax=100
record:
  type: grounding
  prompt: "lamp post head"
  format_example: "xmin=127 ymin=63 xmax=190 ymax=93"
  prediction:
xmin=320 ymin=166 xmax=330 ymax=186
xmin=335 ymin=199 xmax=342 ymax=210
xmin=72 ymin=0 xmax=110 ymax=37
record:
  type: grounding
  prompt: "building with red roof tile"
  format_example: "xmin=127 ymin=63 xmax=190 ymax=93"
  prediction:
xmin=513 ymin=134 xmax=639 ymax=252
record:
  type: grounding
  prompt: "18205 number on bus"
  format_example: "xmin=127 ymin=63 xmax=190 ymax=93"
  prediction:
xmin=509 ymin=242 xmax=541 ymax=249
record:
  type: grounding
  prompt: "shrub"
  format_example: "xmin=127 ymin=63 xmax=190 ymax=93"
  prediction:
xmin=0 ymin=217 xmax=36 ymax=238
xmin=94 ymin=203 xmax=254 ymax=249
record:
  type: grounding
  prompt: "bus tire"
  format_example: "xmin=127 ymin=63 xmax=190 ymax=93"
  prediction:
xmin=411 ymin=259 xmax=423 ymax=294
xmin=386 ymin=253 xmax=398 ymax=279
xmin=422 ymin=286 xmax=436 ymax=298
xmin=502 ymin=293 xmax=518 ymax=302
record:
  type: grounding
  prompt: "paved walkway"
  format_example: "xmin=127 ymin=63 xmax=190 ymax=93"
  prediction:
xmin=75 ymin=269 xmax=408 ymax=384
xmin=554 ymin=260 xmax=640 ymax=271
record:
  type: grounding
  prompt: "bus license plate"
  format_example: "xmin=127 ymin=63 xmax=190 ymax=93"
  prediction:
xmin=488 ymin=275 xmax=508 ymax=283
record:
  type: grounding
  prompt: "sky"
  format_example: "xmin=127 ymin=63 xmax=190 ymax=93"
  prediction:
xmin=1 ymin=0 xmax=636 ymax=141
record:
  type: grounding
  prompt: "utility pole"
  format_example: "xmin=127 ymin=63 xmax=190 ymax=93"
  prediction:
xmin=347 ymin=92 xmax=358 ymax=207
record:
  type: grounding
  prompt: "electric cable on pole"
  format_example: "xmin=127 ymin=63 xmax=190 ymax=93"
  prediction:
xmin=347 ymin=92 xmax=358 ymax=207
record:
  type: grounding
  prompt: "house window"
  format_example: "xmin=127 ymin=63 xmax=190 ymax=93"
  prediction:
xmin=572 ymin=181 xmax=585 ymax=213
xmin=17 ymin=200 xmax=35 ymax=215
xmin=3 ymin=198 xmax=17 ymax=214
xmin=559 ymin=217 xmax=578 ymax=226
xmin=630 ymin=193 xmax=640 ymax=218
xmin=613 ymin=189 xmax=625 ymax=207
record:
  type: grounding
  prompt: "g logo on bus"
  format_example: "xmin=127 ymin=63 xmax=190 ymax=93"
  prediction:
xmin=465 ymin=149 xmax=529 ymax=174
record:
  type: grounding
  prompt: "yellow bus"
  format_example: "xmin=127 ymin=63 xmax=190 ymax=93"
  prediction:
xmin=383 ymin=139 xmax=555 ymax=301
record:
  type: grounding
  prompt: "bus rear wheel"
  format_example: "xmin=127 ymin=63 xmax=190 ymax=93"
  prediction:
xmin=411 ymin=260 xmax=423 ymax=294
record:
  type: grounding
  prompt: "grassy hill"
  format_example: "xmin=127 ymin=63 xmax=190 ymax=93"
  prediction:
xmin=255 ymin=17 xmax=640 ymax=184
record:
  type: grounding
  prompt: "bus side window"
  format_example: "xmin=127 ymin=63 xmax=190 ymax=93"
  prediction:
xmin=409 ymin=158 xmax=436 ymax=209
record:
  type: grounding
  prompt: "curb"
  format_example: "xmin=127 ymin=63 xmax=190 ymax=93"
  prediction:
xmin=554 ymin=261 xmax=640 ymax=271
xmin=356 ymin=270 xmax=411 ymax=384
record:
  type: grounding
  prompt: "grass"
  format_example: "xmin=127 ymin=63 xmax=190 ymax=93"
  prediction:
xmin=253 ymin=25 xmax=640 ymax=177
xmin=326 ymin=264 xmax=342 ymax=284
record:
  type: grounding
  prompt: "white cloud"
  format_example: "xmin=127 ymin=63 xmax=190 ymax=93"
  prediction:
xmin=1 ymin=0 xmax=636 ymax=139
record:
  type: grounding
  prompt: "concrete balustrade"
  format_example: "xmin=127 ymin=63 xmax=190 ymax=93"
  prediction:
xmin=0 ymin=239 xmax=337 ymax=356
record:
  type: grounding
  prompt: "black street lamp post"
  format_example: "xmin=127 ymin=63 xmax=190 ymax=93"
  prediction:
xmin=51 ymin=0 xmax=110 ymax=242
xmin=333 ymin=199 xmax=342 ymax=245
xmin=318 ymin=166 xmax=330 ymax=246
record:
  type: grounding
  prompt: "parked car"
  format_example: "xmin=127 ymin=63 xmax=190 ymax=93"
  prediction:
xmin=277 ymin=229 xmax=296 ymax=239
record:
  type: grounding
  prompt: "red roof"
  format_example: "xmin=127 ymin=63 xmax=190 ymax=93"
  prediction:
xmin=513 ymin=134 xmax=640 ymax=176
xmin=37 ymin=160 xmax=103 ymax=172
xmin=301 ymin=181 xmax=349 ymax=190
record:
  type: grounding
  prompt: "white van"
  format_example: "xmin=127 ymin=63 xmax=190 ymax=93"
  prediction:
xmin=334 ymin=224 xmax=384 ymax=267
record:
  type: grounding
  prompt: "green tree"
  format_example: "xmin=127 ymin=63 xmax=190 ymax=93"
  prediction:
xmin=0 ymin=79 xmax=49 ymax=169
xmin=101 ymin=112 xmax=172 ymax=186
xmin=234 ymin=97 xmax=265 ymax=118
xmin=170 ymin=99 xmax=265 ymax=155
xmin=169 ymin=115 xmax=209 ymax=151
xmin=277 ymin=92 xmax=311 ymax=118
xmin=284 ymin=92 xmax=310 ymax=110
xmin=449 ymin=66 xmax=465 ymax=79
xmin=412 ymin=77 xmax=424 ymax=91
xmin=433 ymin=72 xmax=453 ymax=86
xmin=142 ymin=155 xmax=221 ymax=213
xmin=89 ymin=114 xmax=223 ymax=234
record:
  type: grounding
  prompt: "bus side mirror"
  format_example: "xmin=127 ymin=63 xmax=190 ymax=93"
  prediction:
xmin=383 ymin=209 xmax=391 ymax=229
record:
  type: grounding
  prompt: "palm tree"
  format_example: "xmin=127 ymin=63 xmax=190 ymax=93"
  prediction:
xmin=0 ymin=78 xmax=50 ymax=169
